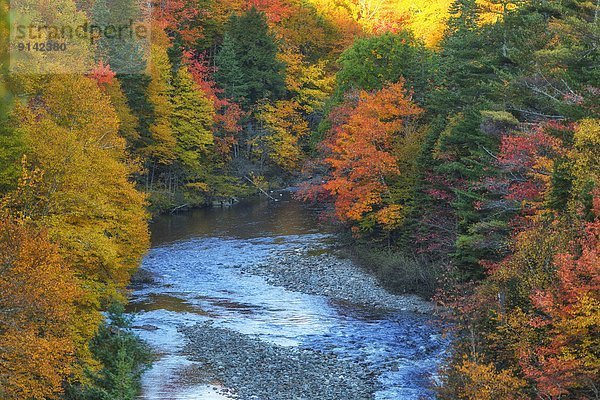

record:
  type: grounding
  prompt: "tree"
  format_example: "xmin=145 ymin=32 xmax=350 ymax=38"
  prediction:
xmin=171 ymin=66 xmax=215 ymax=175
xmin=0 ymin=0 xmax=20 ymax=192
xmin=183 ymin=51 xmax=244 ymax=159
xmin=63 ymin=304 xmax=152 ymax=400
xmin=255 ymin=100 xmax=309 ymax=172
xmin=92 ymin=0 xmax=152 ymax=152
xmin=335 ymin=31 xmax=434 ymax=104
xmin=6 ymin=74 xmax=149 ymax=368
xmin=438 ymin=117 xmax=599 ymax=399
xmin=307 ymin=81 xmax=423 ymax=232
xmin=279 ymin=49 xmax=334 ymax=114
xmin=396 ymin=0 xmax=454 ymax=47
xmin=145 ymin=29 xmax=177 ymax=170
xmin=429 ymin=0 xmax=499 ymax=115
xmin=214 ymin=33 xmax=249 ymax=103
xmin=571 ymin=119 xmax=600 ymax=211
xmin=0 ymin=217 xmax=81 ymax=400
xmin=222 ymin=7 xmax=286 ymax=108
xmin=520 ymin=196 xmax=600 ymax=398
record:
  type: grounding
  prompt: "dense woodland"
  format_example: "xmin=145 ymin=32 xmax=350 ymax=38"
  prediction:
xmin=0 ymin=0 xmax=598 ymax=398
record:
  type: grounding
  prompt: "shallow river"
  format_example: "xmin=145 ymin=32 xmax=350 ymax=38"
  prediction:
xmin=128 ymin=194 xmax=447 ymax=399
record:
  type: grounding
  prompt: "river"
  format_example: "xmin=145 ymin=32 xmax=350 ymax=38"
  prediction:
xmin=128 ymin=194 xmax=447 ymax=399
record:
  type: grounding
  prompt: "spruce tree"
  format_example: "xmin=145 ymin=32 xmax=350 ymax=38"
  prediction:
xmin=429 ymin=0 xmax=499 ymax=115
xmin=92 ymin=0 xmax=152 ymax=152
xmin=214 ymin=33 xmax=249 ymax=103
xmin=221 ymin=8 xmax=286 ymax=108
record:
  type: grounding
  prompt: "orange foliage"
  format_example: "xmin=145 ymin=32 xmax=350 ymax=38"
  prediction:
xmin=318 ymin=81 xmax=422 ymax=227
xmin=520 ymin=193 xmax=600 ymax=397
xmin=0 ymin=217 xmax=81 ymax=400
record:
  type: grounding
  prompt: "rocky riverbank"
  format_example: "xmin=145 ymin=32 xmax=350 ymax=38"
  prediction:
xmin=182 ymin=322 xmax=376 ymax=400
xmin=177 ymin=247 xmax=440 ymax=399
xmin=240 ymin=249 xmax=435 ymax=314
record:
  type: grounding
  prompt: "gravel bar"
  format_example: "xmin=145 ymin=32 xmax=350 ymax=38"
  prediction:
xmin=240 ymin=250 xmax=434 ymax=313
xmin=182 ymin=323 xmax=376 ymax=400
xmin=181 ymin=247 xmax=437 ymax=399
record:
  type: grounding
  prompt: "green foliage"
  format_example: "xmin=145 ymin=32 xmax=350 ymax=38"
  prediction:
xmin=220 ymin=8 xmax=286 ymax=108
xmin=64 ymin=303 xmax=152 ymax=400
xmin=214 ymin=33 xmax=249 ymax=103
xmin=0 ymin=101 xmax=21 ymax=192
xmin=442 ymin=111 xmax=511 ymax=278
xmin=92 ymin=0 xmax=152 ymax=150
xmin=429 ymin=14 xmax=499 ymax=114
xmin=335 ymin=31 xmax=434 ymax=103
xmin=0 ymin=0 xmax=20 ymax=193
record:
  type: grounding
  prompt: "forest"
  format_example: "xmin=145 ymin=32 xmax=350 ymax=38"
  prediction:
xmin=0 ymin=0 xmax=598 ymax=399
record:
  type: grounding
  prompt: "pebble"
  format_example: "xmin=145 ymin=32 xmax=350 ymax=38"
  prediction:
xmin=182 ymin=323 xmax=376 ymax=400
xmin=240 ymin=250 xmax=435 ymax=314
xmin=181 ymin=246 xmax=439 ymax=399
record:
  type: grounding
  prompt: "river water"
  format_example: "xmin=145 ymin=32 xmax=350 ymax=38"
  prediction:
xmin=128 ymin=194 xmax=447 ymax=399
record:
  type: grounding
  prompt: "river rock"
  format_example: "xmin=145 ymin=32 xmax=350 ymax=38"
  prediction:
xmin=240 ymin=249 xmax=435 ymax=314
xmin=182 ymin=322 xmax=376 ymax=400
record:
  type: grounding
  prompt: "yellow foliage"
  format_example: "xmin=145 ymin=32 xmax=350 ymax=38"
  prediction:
xmin=278 ymin=49 xmax=334 ymax=114
xmin=309 ymin=0 xmax=453 ymax=47
xmin=256 ymin=100 xmax=309 ymax=172
xmin=394 ymin=0 xmax=454 ymax=47
xmin=0 ymin=218 xmax=82 ymax=400
xmin=572 ymin=118 xmax=600 ymax=194
xmin=476 ymin=0 xmax=521 ymax=25
xmin=6 ymin=74 xmax=149 ymax=370
xmin=146 ymin=27 xmax=177 ymax=165
xmin=456 ymin=359 xmax=527 ymax=400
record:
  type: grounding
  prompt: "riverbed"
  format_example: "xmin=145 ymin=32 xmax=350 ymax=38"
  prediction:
xmin=128 ymin=194 xmax=447 ymax=399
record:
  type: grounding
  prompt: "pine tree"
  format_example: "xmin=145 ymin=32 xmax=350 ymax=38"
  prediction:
xmin=214 ymin=33 xmax=249 ymax=103
xmin=224 ymin=7 xmax=286 ymax=108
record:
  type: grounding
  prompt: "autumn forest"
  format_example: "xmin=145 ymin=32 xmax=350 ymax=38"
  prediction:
xmin=0 ymin=0 xmax=598 ymax=398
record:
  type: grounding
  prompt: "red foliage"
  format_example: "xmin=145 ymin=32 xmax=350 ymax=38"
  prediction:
xmin=87 ymin=60 xmax=115 ymax=86
xmin=498 ymin=124 xmax=566 ymax=210
xmin=182 ymin=51 xmax=244 ymax=157
xmin=305 ymin=81 xmax=422 ymax=226
xmin=154 ymin=0 xmax=205 ymax=45
xmin=520 ymin=192 xmax=600 ymax=397
xmin=247 ymin=0 xmax=294 ymax=24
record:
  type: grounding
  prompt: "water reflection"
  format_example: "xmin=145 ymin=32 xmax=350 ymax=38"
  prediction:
xmin=150 ymin=193 xmax=332 ymax=246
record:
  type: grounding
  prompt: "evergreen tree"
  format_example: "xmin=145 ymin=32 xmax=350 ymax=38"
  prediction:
xmin=222 ymin=8 xmax=286 ymax=108
xmin=214 ymin=33 xmax=249 ymax=103
xmin=63 ymin=304 xmax=152 ymax=400
xmin=428 ymin=0 xmax=499 ymax=115
xmin=92 ymin=0 xmax=152 ymax=151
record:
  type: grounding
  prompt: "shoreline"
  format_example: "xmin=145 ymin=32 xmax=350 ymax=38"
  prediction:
xmin=179 ymin=246 xmax=442 ymax=399
xmin=239 ymin=248 xmax=436 ymax=314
